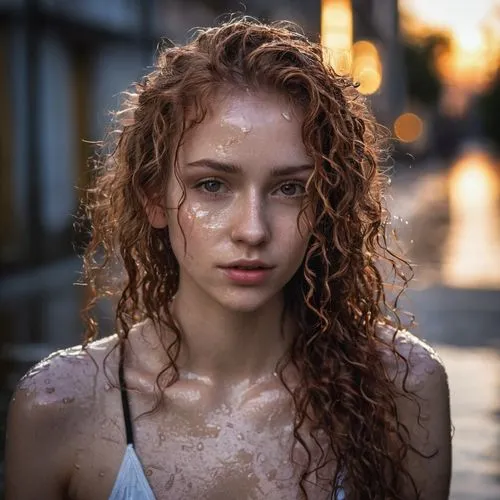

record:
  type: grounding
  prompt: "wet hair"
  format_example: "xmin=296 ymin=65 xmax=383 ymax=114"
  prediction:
xmin=81 ymin=17 xmax=425 ymax=500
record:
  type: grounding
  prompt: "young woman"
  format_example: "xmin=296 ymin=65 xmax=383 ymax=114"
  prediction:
xmin=5 ymin=18 xmax=451 ymax=500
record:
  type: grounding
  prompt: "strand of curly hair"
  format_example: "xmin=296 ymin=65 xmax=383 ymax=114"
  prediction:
xmin=79 ymin=17 xmax=430 ymax=499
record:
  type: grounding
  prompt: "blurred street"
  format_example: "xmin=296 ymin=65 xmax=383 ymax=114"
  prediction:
xmin=391 ymin=153 xmax=500 ymax=500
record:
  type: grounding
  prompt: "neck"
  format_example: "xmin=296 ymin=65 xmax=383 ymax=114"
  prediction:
xmin=167 ymin=286 xmax=294 ymax=385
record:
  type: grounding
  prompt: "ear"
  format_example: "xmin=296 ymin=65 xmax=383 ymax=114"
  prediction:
xmin=143 ymin=198 xmax=168 ymax=229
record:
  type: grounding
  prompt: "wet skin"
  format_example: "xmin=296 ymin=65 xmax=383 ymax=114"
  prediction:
xmin=4 ymin=91 xmax=451 ymax=499
xmin=5 ymin=324 xmax=450 ymax=500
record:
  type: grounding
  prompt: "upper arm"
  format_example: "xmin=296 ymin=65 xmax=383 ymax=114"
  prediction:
xmin=390 ymin=335 xmax=452 ymax=499
xmin=4 ymin=349 xmax=96 ymax=500
xmin=5 ymin=381 xmax=69 ymax=499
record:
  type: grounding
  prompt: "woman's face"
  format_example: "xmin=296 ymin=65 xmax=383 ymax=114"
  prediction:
xmin=150 ymin=90 xmax=314 ymax=313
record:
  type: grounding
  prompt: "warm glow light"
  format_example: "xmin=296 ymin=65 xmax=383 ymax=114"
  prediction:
xmin=451 ymin=157 xmax=494 ymax=203
xmin=321 ymin=0 xmax=353 ymax=75
xmin=401 ymin=0 xmax=500 ymax=91
xmin=352 ymin=40 xmax=382 ymax=95
xmin=457 ymin=27 xmax=485 ymax=53
xmin=356 ymin=68 xmax=382 ymax=95
xmin=442 ymin=149 xmax=500 ymax=288
xmin=394 ymin=113 xmax=424 ymax=143
xmin=435 ymin=35 xmax=497 ymax=90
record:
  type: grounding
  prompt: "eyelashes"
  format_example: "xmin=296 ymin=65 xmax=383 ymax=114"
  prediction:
xmin=278 ymin=183 xmax=306 ymax=197
xmin=195 ymin=179 xmax=226 ymax=194
xmin=193 ymin=178 xmax=306 ymax=199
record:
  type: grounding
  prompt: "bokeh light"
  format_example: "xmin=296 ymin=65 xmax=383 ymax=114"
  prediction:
xmin=394 ymin=113 xmax=424 ymax=143
xmin=402 ymin=0 xmax=500 ymax=91
xmin=351 ymin=40 xmax=382 ymax=95
xmin=321 ymin=0 xmax=353 ymax=75
xmin=443 ymin=149 xmax=500 ymax=288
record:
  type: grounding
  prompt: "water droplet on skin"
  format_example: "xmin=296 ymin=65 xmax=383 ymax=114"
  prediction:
xmin=104 ymin=383 xmax=111 ymax=391
xmin=237 ymin=433 xmax=244 ymax=441
xmin=159 ymin=432 xmax=166 ymax=441
xmin=63 ymin=397 xmax=75 ymax=404
xmin=281 ymin=112 xmax=291 ymax=121
xmin=425 ymin=364 xmax=437 ymax=375
xmin=146 ymin=469 xmax=153 ymax=477
xmin=165 ymin=473 xmax=175 ymax=490
xmin=412 ymin=379 xmax=425 ymax=390
xmin=410 ymin=239 xmax=414 ymax=244
xmin=98 ymin=471 xmax=105 ymax=478
xmin=215 ymin=425 xmax=221 ymax=431
xmin=266 ymin=469 xmax=277 ymax=480
xmin=197 ymin=442 xmax=204 ymax=451
xmin=74 ymin=463 xmax=81 ymax=470
xmin=45 ymin=387 xmax=55 ymax=394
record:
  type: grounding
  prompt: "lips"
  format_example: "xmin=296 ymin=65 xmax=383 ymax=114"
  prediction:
xmin=228 ymin=265 xmax=269 ymax=270
xmin=218 ymin=261 xmax=274 ymax=285
xmin=221 ymin=260 xmax=273 ymax=270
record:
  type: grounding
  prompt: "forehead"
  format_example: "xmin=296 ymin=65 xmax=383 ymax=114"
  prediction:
xmin=178 ymin=90 xmax=312 ymax=169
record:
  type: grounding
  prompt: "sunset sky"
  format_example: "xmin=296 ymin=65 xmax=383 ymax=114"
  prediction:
xmin=401 ymin=0 xmax=500 ymax=89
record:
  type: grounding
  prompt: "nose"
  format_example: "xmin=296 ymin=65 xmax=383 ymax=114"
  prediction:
xmin=230 ymin=189 xmax=270 ymax=246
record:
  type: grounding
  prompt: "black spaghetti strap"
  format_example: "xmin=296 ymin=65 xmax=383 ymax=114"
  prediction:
xmin=118 ymin=342 xmax=135 ymax=446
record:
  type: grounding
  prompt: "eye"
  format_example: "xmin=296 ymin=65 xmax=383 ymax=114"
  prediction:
xmin=196 ymin=179 xmax=225 ymax=194
xmin=278 ymin=182 xmax=305 ymax=197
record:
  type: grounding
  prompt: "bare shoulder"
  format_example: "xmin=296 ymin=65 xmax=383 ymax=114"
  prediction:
xmin=6 ymin=335 xmax=122 ymax=450
xmin=4 ymin=335 xmax=122 ymax=498
xmin=376 ymin=324 xmax=452 ymax=499
xmin=13 ymin=335 xmax=120 ymax=411
xmin=376 ymin=323 xmax=448 ymax=394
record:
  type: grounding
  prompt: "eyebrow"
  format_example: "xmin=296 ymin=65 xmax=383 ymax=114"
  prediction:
xmin=186 ymin=159 xmax=314 ymax=177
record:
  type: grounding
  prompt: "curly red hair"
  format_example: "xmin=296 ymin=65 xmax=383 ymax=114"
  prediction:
xmin=81 ymin=18 xmax=424 ymax=499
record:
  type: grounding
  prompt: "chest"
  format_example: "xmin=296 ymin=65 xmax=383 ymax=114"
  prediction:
xmin=68 ymin=384 xmax=337 ymax=500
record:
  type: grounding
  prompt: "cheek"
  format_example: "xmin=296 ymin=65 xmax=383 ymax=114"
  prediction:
xmin=277 ymin=214 xmax=311 ymax=263
xmin=178 ymin=202 xmax=227 ymax=235
xmin=170 ymin=202 xmax=229 ymax=262
xmin=286 ymin=209 xmax=312 ymax=243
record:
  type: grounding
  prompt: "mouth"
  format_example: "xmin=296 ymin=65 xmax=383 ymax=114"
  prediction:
xmin=218 ymin=264 xmax=274 ymax=284
xmin=221 ymin=261 xmax=274 ymax=270
xmin=224 ymin=265 xmax=272 ymax=270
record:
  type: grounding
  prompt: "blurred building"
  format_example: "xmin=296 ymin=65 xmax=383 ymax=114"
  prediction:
xmin=351 ymin=0 xmax=406 ymax=125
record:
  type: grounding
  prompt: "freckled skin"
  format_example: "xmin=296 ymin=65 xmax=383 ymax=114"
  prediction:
xmin=4 ymin=90 xmax=451 ymax=500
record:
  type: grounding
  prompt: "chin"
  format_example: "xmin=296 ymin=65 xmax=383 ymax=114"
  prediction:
xmin=215 ymin=288 xmax=281 ymax=314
